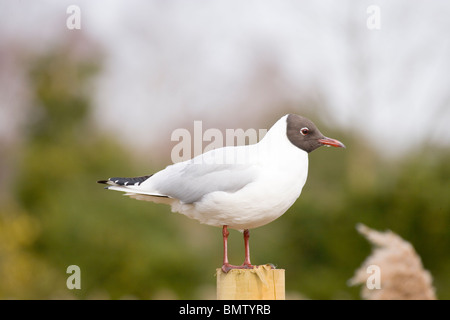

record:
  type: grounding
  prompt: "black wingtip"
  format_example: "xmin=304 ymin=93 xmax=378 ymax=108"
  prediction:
xmin=97 ymin=175 xmax=153 ymax=186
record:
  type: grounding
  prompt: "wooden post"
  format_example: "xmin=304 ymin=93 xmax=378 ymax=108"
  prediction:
xmin=216 ymin=265 xmax=285 ymax=300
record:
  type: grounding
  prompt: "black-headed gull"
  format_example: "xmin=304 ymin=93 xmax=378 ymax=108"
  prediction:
xmin=98 ymin=114 xmax=345 ymax=272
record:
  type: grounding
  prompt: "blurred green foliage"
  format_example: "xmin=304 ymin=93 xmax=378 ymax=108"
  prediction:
xmin=1 ymin=47 xmax=449 ymax=299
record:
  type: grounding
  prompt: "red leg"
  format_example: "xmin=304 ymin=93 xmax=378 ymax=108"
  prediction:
xmin=222 ymin=226 xmax=247 ymax=272
xmin=242 ymin=229 xmax=254 ymax=268
xmin=222 ymin=225 xmax=235 ymax=272
xmin=221 ymin=226 xmax=256 ymax=272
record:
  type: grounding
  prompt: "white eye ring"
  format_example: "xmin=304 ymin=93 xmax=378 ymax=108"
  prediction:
xmin=300 ymin=127 xmax=309 ymax=136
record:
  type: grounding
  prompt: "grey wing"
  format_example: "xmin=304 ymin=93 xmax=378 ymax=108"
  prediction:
xmin=147 ymin=161 xmax=258 ymax=204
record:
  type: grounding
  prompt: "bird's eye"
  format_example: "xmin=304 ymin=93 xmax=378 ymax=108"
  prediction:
xmin=300 ymin=127 xmax=309 ymax=136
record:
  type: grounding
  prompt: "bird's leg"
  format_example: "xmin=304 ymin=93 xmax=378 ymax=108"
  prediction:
xmin=221 ymin=225 xmax=232 ymax=272
xmin=221 ymin=226 xmax=255 ymax=272
xmin=242 ymin=229 xmax=254 ymax=269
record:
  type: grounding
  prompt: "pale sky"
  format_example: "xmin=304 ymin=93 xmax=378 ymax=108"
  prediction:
xmin=1 ymin=0 xmax=450 ymax=158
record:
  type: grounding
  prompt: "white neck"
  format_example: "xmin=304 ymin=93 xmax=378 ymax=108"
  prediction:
xmin=257 ymin=115 xmax=309 ymax=167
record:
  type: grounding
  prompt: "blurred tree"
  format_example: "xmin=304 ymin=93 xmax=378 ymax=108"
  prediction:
xmin=0 ymin=201 xmax=69 ymax=299
xmin=2 ymin=43 xmax=449 ymax=299
xmin=6 ymin=42 xmax=208 ymax=299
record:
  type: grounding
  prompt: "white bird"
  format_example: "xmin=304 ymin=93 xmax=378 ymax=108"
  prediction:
xmin=98 ymin=114 xmax=345 ymax=272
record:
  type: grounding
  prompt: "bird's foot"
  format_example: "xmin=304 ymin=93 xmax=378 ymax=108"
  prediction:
xmin=221 ymin=262 xmax=255 ymax=273
xmin=221 ymin=263 xmax=277 ymax=273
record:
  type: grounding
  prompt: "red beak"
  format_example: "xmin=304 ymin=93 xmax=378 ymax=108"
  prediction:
xmin=318 ymin=137 xmax=346 ymax=148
